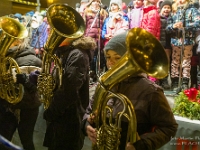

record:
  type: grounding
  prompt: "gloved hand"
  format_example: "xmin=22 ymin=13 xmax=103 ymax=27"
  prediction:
xmin=16 ymin=73 xmax=27 ymax=85
xmin=29 ymin=70 xmax=40 ymax=86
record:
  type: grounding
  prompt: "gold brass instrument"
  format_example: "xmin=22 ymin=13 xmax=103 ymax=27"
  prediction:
xmin=37 ymin=3 xmax=85 ymax=109
xmin=92 ymin=28 xmax=169 ymax=150
xmin=0 ymin=17 xmax=28 ymax=104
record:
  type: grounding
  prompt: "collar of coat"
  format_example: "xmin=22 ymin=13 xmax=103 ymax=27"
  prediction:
xmin=143 ymin=5 xmax=157 ymax=13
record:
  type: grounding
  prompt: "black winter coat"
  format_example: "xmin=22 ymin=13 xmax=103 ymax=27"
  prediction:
xmin=43 ymin=46 xmax=92 ymax=150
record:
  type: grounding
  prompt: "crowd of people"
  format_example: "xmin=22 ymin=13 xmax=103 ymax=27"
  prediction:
xmin=0 ymin=0 xmax=200 ymax=149
xmin=6 ymin=0 xmax=200 ymax=92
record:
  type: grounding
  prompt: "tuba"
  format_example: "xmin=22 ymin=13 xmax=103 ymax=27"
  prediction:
xmin=37 ymin=3 xmax=85 ymax=109
xmin=0 ymin=17 xmax=28 ymax=104
xmin=92 ymin=28 xmax=169 ymax=150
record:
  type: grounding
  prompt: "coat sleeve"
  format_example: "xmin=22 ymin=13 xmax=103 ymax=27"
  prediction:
xmin=133 ymin=90 xmax=178 ymax=150
xmin=101 ymin=18 xmax=108 ymax=39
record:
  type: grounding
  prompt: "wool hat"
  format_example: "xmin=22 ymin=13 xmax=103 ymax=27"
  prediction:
xmin=104 ymin=31 xmax=127 ymax=56
xmin=86 ymin=0 xmax=101 ymax=7
xmin=81 ymin=0 xmax=89 ymax=2
xmin=160 ymin=0 xmax=172 ymax=9
xmin=109 ymin=0 xmax=123 ymax=10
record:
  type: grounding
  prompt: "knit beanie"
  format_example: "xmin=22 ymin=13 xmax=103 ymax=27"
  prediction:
xmin=86 ymin=0 xmax=101 ymax=7
xmin=104 ymin=31 xmax=127 ymax=56
xmin=160 ymin=0 xmax=172 ymax=10
xmin=109 ymin=0 xmax=123 ymax=10
xmin=81 ymin=0 xmax=89 ymax=2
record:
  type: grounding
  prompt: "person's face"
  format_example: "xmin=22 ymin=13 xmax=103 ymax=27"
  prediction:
xmin=105 ymin=50 xmax=122 ymax=69
xmin=110 ymin=3 xmax=120 ymax=12
xmin=91 ymin=0 xmax=100 ymax=8
xmin=178 ymin=0 xmax=187 ymax=5
xmin=133 ymin=0 xmax=144 ymax=8
xmin=160 ymin=5 xmax=171 ymax=17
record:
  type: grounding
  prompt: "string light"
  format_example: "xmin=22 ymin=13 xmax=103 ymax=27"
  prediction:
xmin=10 ymin=0 xmax=38 ymax=6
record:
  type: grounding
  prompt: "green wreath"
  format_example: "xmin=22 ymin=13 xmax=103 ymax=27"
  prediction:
xmin=173 ymin=88 xmax=200 ymax=120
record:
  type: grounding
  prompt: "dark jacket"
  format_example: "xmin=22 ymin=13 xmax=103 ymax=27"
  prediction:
xmin=0 ymin=46 xmax=41 ymax=110
xmin=160 ymin=15 xmax=172 ymax=50
xmin=83 ymin=75 xmax=178 ymax=150
xmin=43 ymin=45 xmax=92 ymax=150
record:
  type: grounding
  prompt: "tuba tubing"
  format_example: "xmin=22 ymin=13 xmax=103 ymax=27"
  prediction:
xmin=0 ymin=17 xmax=28 ymax=104
xmin=92 ymin=28 xmax=169 ymax=149
xmin=37 ymin=3 xmax=85 ymax=109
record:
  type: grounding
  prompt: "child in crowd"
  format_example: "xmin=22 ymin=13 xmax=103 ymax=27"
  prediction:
xmin=127 ymin=0 xmax=144 ymax=29
xmin=159 ymin=0 xmax=172 ymax=90
xmin=101 ymin=0 xmax=129 ymax=46
xmin=166 ymin=0 xmax=200 ymax=92
xmin=82 ymin=0 xmax=108 ymax=80
xmin=79 ymin=0 xmax=89 ymax=16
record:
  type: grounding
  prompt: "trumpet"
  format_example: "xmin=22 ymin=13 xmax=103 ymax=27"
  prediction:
xmin=0 ymin=16 xmax=28 ymax=104
xmin=37 ymin=3 xmax=85 ymax=109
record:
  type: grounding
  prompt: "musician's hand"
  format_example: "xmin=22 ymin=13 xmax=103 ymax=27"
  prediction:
xmin=16 ymin=73 xmax=27 ymax=85
xmin=86 ymin=125 xmax=97 ymax=144
xmin=126 ymin=142 xmax=136 ymax=150
xmin=29 ymin=70 xmax=40 ymax=86
xmin=87 ymin=113 xmax=95 ymax=124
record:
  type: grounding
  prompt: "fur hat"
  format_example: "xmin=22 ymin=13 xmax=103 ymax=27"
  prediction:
xmin=160 ymin=0 xmax=172 ymax=9
xmin=109 ymin=0 xmax=123 ymax=10
xmin=104 ymin=31 xmax=127 ymax=56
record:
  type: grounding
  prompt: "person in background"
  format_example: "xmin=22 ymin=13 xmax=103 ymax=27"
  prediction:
xmin=79 ymin=0 xmax=90 ymax=16
xmin=122 ymin=2 xmax=128 ymax=13
xmin=43 ymin=36 xmax=96 ymax=150
xmin=82 ymin=32 xmax=178 ymax=150
xmin=127 ymin=0 xmax=144 ymax=29
xmin=140 ymin=0 xmax=161 ymax=84
xmin=127 ymin=1 xmax=134 ymax=12
xmin=158 ymin=0 xmax=172 ymax=90
xmin=101 ymin=0 xmax=129 ymax=46
xmin=0 ymin=38 xmax=41 ymax=150
xmin=166 ymin=0 xmax=200 ymax=92
xmin=76 ymin=3 xmax=81 ymax=12
xmin=82 ymin=0 xmax=108 ymax=81
xmin=30 ymin=12 xmax=44 ymax=58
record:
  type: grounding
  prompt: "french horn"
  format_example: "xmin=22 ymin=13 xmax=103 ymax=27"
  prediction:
xmin=37 ymin=3 xmax=85 ymax=109
xmin=92 ymin=28 xmax=169 ymax=150
xmin=0 ymin=16 xmax=28 ymax=104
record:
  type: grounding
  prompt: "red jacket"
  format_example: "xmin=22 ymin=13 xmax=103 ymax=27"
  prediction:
xmin=140 ymin=6 xmax=160 ymax=40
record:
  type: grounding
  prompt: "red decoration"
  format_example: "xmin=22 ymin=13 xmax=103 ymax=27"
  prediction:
xmin=183 ymin=88 xmax=198 ymax=102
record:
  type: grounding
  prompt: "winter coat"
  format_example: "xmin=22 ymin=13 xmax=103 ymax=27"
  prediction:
xmin=166 ymin=3 xmax=200 ymax=46
xmin=102 ymin=12 xmax=129 ymax=45
xmin=82 ymin=74 xmax=178 ymax=150
xmin=140 ymin=5 xmax=161 ymax=40
xmin=127 ymin=6 xmax=143 ymax=29
xmin=83 ymin=8 xmax=108 ymax=42
xmin=0 ymin=46 xmax=42 ymax=110
xmin=160 ymin=15 xmax=172 ymax=49
xmin=43 ymin=45 xmax=92 ymax=150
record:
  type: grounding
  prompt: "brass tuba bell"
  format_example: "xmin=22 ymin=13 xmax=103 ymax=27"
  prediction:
xmin=37 ymin=3 xmax=85 ymax=109
xmin=0 ymin=16 xmax=28 ymax=104
xmin=92 ymin=28 xmax=169 ymax=150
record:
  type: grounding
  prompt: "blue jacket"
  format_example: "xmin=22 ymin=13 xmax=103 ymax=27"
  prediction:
xmin=166 ymin=3 xmax=200 ymax=46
